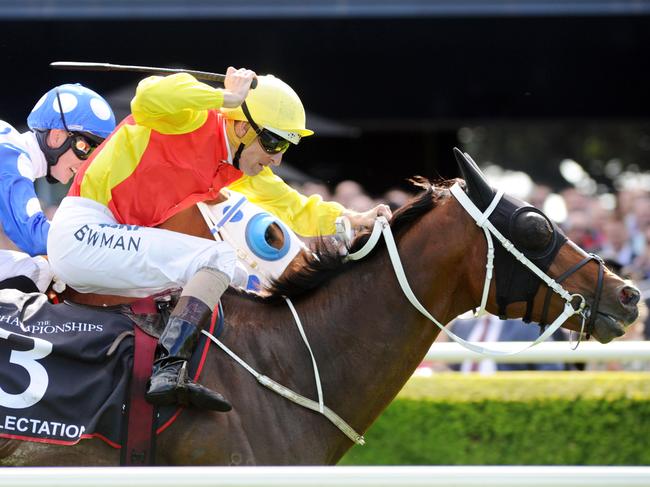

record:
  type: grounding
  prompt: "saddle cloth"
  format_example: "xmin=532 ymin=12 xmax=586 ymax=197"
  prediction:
xmin=0 ymin=289 xmax=134 ymax=446
xmin=0 ymin=289 xmax=219 ymax=448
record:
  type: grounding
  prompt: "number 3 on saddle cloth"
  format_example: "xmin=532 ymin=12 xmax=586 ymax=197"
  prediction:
xmin=197 ymin=190 xmax=308 ymax=292
xmin=0 ymin=288 xmax=218 ymax=450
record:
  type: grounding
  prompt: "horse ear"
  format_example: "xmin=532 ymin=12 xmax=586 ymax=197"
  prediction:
xmin=453 ymin=147 xmax=495 ymax=211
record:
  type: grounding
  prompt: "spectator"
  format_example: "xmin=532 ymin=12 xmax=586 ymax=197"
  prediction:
xmin=600 ymin=216 xmax=636 ymax=267
xmin=301 ymin=181 xmax=332 ymax=200
xmin=562 ymin=210 xmax=602 ymax=252
xmin=384 ymin=188 xmax=412 ymax=211
xmin=347 ymin=193 xmax=375 ymax=212
xmin=527 ymin=183 xmax=552 ymax=210
xmin=334 ymin=180 xmax=365 ymax=207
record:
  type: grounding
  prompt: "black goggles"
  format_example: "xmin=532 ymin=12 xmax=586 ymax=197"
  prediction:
xmin=257 ymin=129 xmax=291 ymax=155
xmin=69 ymin=134 xmax=98 ymax=160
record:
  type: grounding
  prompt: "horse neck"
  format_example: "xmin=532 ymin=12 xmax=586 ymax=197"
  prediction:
xmin=287 ymin=200 xmax=482 ymax=457
xmin=199 ymin=197 xmax=484 ymax=463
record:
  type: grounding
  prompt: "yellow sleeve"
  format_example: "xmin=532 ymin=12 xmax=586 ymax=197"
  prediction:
xmin=227 ymin=167 xmax=344 ymax=237
xmin=130 ymin=73 xmax=225 ymax=135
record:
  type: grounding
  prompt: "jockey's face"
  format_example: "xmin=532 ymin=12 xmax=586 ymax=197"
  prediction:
xmin=46 ymin=129 xmax=85 ymax=184
xmin=233 ymin=121 xmax=284 ymax=176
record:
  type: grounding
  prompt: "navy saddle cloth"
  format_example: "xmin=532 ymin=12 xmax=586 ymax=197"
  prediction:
xmin=0 ymin=289 xmax=134 ymax=446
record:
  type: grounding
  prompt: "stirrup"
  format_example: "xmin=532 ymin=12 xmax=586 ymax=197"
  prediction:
xmin=145 ymin=361 xmax=231 ymax=412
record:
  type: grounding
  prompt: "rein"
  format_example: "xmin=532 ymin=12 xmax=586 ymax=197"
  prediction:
xmin=202 ymin=300 xmax=365 ymax=445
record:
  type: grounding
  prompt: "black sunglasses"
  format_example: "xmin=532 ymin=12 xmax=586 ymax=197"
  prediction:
xmin=240 ymin=101 xmax=291 ymax=155
xmin=257 ymin=129 xmax=291 ymax=155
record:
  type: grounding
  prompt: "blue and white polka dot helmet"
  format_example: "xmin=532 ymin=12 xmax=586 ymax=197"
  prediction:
xmin=27 ymin=83 xmax=115 ymax=140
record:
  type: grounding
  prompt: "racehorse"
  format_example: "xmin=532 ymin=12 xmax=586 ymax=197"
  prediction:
xmin=0 ymin=149 xmax=640 ymax=465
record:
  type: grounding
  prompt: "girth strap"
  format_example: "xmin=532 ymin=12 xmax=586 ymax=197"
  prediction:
xmin=121 ymin=325 xmax=158 ymax=466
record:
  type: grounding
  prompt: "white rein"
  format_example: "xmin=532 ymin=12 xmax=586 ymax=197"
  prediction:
xmin=347 ymin=183 xmax=586 ymax=356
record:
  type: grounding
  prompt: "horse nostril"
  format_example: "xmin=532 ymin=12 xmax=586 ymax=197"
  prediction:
xmin=619 ymin=285 xmax=640 ymax=308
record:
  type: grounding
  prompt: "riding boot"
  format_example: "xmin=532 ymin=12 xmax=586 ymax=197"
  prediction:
xmin=145 ymin=290 xmax=232 ymax=411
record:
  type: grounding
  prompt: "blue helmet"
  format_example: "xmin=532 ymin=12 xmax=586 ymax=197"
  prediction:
xmin=27 ymin=83 xmax=115 ymax=140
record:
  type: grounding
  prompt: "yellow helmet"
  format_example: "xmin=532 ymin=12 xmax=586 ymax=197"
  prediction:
xmin=221 ymin=74 xmax=313 ymax=145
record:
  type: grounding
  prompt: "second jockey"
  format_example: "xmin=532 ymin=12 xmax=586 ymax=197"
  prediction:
xmin=48 ymin=67 xmax=391 ymax=412
xmin=0 ymin=84 xmax=115 ymax=292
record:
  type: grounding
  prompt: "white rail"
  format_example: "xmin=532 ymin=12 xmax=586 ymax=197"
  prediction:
xmin=425 ymin=340 xmax=650 ymax=363
xmin=2 ymin=466 xmax=650 ymax=487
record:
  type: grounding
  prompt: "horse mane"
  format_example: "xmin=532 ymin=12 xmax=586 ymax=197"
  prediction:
xmin=237 ymin=177 xmax=456 ymax=304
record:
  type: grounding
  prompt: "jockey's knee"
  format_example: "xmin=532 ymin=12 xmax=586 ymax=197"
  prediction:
xmin=200 ymin=241 xmax=237 ymax=282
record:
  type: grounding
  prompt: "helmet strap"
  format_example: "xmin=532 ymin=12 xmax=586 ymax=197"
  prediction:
xmin=225 ymin=118 xmax=258 ymax=170
xmin=33 ymin=129 xmax=71 ymax=184
xmin=232 ymin=144 xmax=244 ymax=170
xmin=33 ymin=90 xmax=75 ymax=184
xmin=45 ymin=168 xmax=58 ymax=185
xmin=241 ymin=102 xmax=262 ymax=134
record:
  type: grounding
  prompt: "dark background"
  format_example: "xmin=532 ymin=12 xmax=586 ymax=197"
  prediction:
xmin=1 ymin=7 xmax=649 ymax=194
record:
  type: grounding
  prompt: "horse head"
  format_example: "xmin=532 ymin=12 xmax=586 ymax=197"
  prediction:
xmin=454 ymin=148 xmax=640 ymax=343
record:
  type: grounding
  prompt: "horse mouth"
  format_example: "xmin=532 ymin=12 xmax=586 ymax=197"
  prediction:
xmin=590 ymin=311 xmax=628 ymax=344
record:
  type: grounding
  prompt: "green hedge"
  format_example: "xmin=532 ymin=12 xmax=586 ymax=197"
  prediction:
xmin=339 ymin=372 xmax=650 ymax=465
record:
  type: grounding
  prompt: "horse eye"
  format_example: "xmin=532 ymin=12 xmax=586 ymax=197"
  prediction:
xmin=264 ymin=222 xmax=285 ymax=250
xmin=512 ymin=211 xmax=553 ymax=251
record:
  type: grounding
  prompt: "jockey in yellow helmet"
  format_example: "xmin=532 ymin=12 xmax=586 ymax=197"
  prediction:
xmin=49 ymin=67 xmax=391 ymax=412
xmin=221 ymin=74 xmax=313 ymax=170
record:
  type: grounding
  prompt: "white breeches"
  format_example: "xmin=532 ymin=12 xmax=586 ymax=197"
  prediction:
xmin=0 ymin=250 xmax=52 ymax=292
xmin=48 ymin=197 xmax=236 ymax=298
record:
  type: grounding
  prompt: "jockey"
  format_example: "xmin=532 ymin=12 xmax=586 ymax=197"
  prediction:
xmin=48 ymin=67 xmax=391 ymax=412
xmin=0 ymin=84 xmax=115 ymax=292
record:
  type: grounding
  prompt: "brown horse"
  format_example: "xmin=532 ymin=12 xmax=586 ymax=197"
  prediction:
xmin=0 ymin=150 xmax=640 ymax=465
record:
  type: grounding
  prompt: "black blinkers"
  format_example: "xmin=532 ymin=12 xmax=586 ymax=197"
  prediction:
xmin=453 ymin=147 xmax=572 ymax=324
xmin=490 ymin=193 xmax=568 ymax=321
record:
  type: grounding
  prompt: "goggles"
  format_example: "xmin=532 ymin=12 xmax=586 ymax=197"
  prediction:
xmin=240 ymin=101 xmax=293 ymax=154
xmin=69 ymin=134 xmax=98 ymax=160
xmin=257 ymin=129 xmax=291 ymax=155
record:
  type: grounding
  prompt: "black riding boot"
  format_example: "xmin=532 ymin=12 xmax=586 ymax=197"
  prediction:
xmin=145 ymin=296 xmax=231 ymax=412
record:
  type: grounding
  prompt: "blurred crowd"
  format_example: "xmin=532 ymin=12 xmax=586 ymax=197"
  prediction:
xmin=558 ymin=185 xmax=650 ymax=289
xmin=295 ymin=179 xmax=414 ymax=214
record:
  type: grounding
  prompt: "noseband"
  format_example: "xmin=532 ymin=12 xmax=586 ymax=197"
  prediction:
xmin=538 ymin=253 xmax=605 ymax=336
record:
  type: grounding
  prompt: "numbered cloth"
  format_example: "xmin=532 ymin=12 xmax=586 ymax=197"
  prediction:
xmin=0 ymin=289 xmax=133 ymax=446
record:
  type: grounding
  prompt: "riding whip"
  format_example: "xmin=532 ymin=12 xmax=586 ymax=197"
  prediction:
xmin=50 ymin=61 xmax=258 ymax=88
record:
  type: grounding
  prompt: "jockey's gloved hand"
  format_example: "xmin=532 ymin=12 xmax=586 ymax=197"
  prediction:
xmin=222 ymin=67 xmax=257 ymax=108
xmin=342 ymin=204 xmax=392 ymax=231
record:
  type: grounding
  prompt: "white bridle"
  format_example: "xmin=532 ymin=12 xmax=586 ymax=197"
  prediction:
xmin=347 ymin=182 xmax=588 ymax=356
